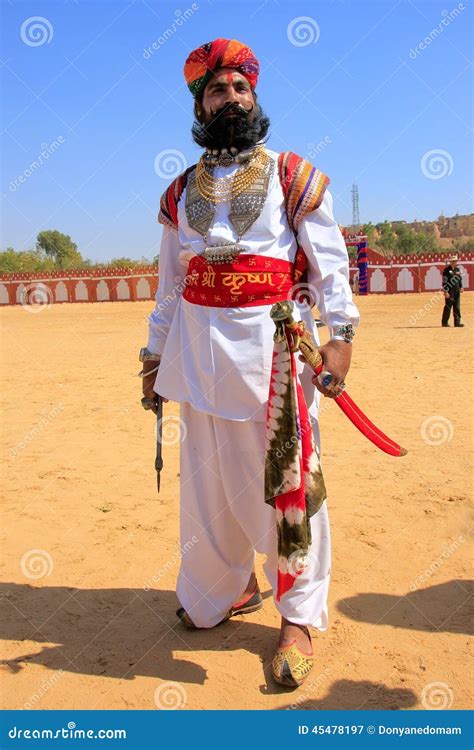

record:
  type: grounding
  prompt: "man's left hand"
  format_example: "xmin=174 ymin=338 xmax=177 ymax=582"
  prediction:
xmin=313 ymin=339 xmax=352 ymax=398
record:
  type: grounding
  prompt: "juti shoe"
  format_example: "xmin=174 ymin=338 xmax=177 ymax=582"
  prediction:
xmin=176 ymin=581 xmax=263 ymax=630
xmin=272 ymin=628 xmax=314 ymax=688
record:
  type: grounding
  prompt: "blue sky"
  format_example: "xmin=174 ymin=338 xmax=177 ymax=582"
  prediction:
xmin=1 ymin=0 xmax=472 ymax=262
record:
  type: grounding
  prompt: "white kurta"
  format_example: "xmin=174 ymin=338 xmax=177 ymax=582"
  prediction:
xmin=146 ymin=148 xmax=359 ymax=627
xmin=147 ymin=148 xmax=360 ymax=422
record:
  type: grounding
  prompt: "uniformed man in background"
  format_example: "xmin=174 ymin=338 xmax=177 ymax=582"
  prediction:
xmin=441 ymin=254 xmax=464 ymax=327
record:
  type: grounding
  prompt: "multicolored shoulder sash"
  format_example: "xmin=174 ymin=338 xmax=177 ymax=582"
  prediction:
xmin=157 ymin=165 xmax=196 ymax=229
xmin=278 ymin=151 xmax=330 ymax=234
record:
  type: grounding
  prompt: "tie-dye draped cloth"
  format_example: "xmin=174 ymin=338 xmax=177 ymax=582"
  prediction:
xmin=264 ymin=318 xmax=327 ymax=601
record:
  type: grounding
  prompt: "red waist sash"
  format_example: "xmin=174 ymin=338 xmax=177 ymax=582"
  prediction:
xmin=182 ymin=254 xmax=296 ymax=308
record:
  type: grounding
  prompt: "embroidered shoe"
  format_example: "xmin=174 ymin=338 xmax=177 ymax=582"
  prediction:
xmin=272 ymin=631 xmax=314 ymax=688
xmin=176 ymin=582 xmax=263 ymax=630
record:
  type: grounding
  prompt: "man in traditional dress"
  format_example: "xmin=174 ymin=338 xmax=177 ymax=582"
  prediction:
xmin=141 ymin=38 xmax=359 ymax=688
xmin=441 ymin=254 xmax=464 ymax=327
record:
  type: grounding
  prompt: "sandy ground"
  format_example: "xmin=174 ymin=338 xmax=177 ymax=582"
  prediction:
xmin=1 ymin=293 xmax=472 ymax=711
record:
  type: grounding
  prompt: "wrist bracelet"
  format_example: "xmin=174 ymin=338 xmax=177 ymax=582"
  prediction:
xmin=137 ymin=363 xmax=160 ymax=378
xmin=332 ymin=323 xmax=355 ymax=343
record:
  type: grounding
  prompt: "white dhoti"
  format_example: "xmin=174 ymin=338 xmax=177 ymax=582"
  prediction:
xmin=176 ymin=401 xmax=331 ymax=630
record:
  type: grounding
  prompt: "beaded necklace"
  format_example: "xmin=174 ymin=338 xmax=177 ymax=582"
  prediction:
xmin=195 ymin=144 xmax=270 ymax=204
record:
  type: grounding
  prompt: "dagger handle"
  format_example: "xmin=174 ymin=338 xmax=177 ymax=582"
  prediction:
xmin=284 ymin=318 xmax=324 ymax=374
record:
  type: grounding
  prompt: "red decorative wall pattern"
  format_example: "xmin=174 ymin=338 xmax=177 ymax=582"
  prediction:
xmin=0 ymin=266 xmax=159 ymax=306
xmin=349 ymin=250 xmax=473 ymax=294
xmin=0 ymin=253 xmax=472 ymax=306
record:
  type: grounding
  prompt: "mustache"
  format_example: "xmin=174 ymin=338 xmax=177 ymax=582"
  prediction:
xmin=209 ymin=102 xmax=254 ymax=122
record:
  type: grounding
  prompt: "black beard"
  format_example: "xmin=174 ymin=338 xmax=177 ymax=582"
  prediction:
xmin=191 ymin=102 xmax=270 ymax=151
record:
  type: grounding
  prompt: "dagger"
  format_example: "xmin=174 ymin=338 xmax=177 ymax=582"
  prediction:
xmin=270 ymin=301 xmax=407 ymax=458
xmin=141 ymin=394 xmax=164 ymax=493
xmin=155 ymin=395 xmax=163 ymax=493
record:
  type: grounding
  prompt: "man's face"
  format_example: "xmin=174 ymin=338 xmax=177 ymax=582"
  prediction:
xmin=198 ymin=68 xmax=255 ymax=123
xmin=450 ymin=260 xmax=457 ymax=268
xmin=191 ymin=67 xmax=269 ymax=151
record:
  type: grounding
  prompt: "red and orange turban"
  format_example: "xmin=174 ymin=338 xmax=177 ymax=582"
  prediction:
xmin=184 ymin=38 xmax=259 ymax=98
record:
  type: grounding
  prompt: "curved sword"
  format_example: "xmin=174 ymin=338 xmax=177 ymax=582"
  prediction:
xmin=270 ymin=301 xmax=407 ymax=458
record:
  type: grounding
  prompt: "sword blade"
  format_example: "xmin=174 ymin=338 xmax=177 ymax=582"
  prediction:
xmin=155 ymin=396 xmax=163 ymax=494
xmin=334 ymin=390 xmax=407 ymax=457
xmin=269 ymin=302 xmax=408 ymax=458
xmin=311 ymin=360 xmax=407 ymax=457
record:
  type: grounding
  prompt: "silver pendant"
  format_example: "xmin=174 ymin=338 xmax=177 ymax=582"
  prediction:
xmin=203 ymin=243 xmax=246 ymax=264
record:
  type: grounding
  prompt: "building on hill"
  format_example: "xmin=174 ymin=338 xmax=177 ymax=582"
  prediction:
xmin=390 ymin=213 xmax=474 ymax=239
xmin=437 ymin=213 xmax=474 ymax=238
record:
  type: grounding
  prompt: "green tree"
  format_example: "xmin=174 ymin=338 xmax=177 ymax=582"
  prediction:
xmin=108 ymin=257 xmax=138 ymax=268
xmin=393 ymin=224 xmax=417 ymax=254
xmin=376 ymin=222 xmax=398 ymax=255
xmin=453 ymin=238 xmax=474 ymax=252
xmin=361 ymin=222 xmax=376 ymax=245
xmin=36 ymin=230 xmax=83 ymax=268
xmin=415 ymin=232 xmax=439 ymax=254
xmin=346 ymin=245 xmax=358 ymax=260
xmin=391 ymin=225 xmax=441 ymax=255
xmin=0 ymin=248 xmax=56 ymax=273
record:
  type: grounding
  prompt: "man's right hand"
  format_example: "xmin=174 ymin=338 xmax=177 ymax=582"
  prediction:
xmin=444 ymin=291 xmax=450 ymax=299
xmin=142 ymin=359 xmax=169 ymax=404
